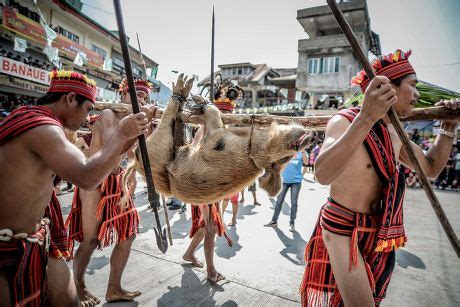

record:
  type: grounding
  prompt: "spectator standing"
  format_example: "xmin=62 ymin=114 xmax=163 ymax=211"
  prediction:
xmin=264 ymin=151 xmax=308 ymax=232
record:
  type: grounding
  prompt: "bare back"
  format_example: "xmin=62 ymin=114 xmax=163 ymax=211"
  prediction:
xmin=325 ymin=116 xmax=402 ymax=214
xmin=88 ymin=110 xmax=123 ymax=167
xmin=79 ymin=110 xmax=123 ymax=202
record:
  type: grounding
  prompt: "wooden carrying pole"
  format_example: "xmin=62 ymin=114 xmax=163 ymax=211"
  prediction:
xmin=93 ymin=102 xmax=460 ymax=127
xmin=113 ymin=0 xmax=168 ymax=253
xmin=327 ymin=0 xmax=459 ymax=257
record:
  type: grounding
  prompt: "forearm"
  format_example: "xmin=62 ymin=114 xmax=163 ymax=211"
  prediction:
xmin=315 ymin=115 xmax=373 ymax=184
xmin=425 ymin=122 xmax=457 ymax=177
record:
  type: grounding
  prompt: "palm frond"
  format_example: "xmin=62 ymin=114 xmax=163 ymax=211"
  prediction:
xmin=344 ymin=81 xmax=460 ymax=108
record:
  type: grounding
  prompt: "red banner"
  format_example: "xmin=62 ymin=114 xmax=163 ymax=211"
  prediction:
xmin=2 ymin=6 xmax=103 ymax=68
xmin=0 ymin=56 xmax=50 ymax=85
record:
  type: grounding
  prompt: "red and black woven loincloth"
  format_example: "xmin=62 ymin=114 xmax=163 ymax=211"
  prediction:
xmin=66 ymin=169 xmax=139 ymax=256
xmin=0 ymin=221 xmax=50 ymax=306
xmin=190 ymin=203 xmax=232 ymax=247
xmin=300 ymin=199 xmax=395 ymax=306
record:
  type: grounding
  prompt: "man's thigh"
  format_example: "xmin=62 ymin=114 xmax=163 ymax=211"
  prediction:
xmin=322 ymin=229 xmax=374 ymax=307
xmin=0 ymin=271 xmax=11 ymax=307
xmin=46 ymin=257 xmax=79 ymax=306
xmin=79 ymin=189 xmax=103 ymax=240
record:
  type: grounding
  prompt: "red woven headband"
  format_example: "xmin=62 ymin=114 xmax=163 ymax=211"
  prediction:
xmin=48 ymin=79 xmax=96 ymax=103
xmin=214 ymin=100 xmax=234 ymax=112
xmin=360 ymin=60 xmax=415 ymax=92
xmin=120 ymin=80 xmax=152 ymax=95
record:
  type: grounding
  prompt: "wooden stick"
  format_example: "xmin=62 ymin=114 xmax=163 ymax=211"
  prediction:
xmin=161 ymin=196 xmax=173 ymax=246
xmin=327 ymin=0 xmax=459 ymax=257
xmin=94 ymin=102 xmax=460 ymax=127
xmin=113 ymin=0 xmax=167 ymax=253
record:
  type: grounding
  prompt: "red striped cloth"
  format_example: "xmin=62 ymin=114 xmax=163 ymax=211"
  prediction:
xmin=0 ymin=222 xmax=49 ymax=307
xmin=300 ymin=199 xmax=394 ymax=306
xmin=44 ymin=191 xmax=71 ymax=260
xmin=190 ymin=204 xmax=232 ymax=247
xmin=0 ymin=106 xmax=63 ymax=146
xmin=65 ymin=169 xmax=139 ymax=256
xmin=338 ymin=108 xmax=407 ymax=251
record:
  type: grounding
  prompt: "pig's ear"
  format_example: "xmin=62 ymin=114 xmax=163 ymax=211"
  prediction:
xmin=258 ymin=156 xmax=290 ymax=196
xmin=258 ymin=166 xmax=282 ymax=197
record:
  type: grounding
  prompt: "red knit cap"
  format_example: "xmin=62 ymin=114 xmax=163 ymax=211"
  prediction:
xmin=119 ymin=78 xmax=152 ymax=95
xmin=351 ymin=49 xmax=416 ymax=93
xmin=48 ymin=70 xmax=97 ymax=102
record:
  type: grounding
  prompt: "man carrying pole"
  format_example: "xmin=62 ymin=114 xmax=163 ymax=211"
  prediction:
xmin=300 ymin=49 xmax=458 ymax=306
xmin=66 ymin=78 xmax=155 ymax=305
xmin=0 ymin=70 xmax=149 ymax=306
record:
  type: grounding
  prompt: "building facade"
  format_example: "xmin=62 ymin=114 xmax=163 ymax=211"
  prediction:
xmin=0 ymin=0 xmax=160 ymax=109
xmin=199 ymin=63 xmax=307 ymax=115
xmin=296 ymin=0 xmax=381 ymax=109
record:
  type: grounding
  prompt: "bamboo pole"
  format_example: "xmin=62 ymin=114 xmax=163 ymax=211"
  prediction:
xmin=94 ymin=102 xmax=460 ymax=127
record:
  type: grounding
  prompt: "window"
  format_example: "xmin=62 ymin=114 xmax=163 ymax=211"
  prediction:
xmin=308 ymin=58 xmax=320 ymax=74
xmin=232 ymin=67 xmax=237 ymax=75
xmin=321 ymin=56 xmax=340 ymax=74
xmin=56 ymin=26 xmax=79 ymax=43
xmin=91 ymin=44 xmax=107 ymax=59
xmin=308 ymin=57 xmax=340 ymax=74
xmin=113 ymin=57 xmax=124 ymax=67
xmin=237 ymin=67 xmax=242 ymax=75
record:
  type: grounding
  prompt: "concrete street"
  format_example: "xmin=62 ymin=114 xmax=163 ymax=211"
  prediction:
xmin=58 ymin=172 xmax=460 ymax=306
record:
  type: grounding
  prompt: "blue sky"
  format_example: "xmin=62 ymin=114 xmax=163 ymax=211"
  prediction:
xmin=82 ymin=0 xmax=460 ymax=92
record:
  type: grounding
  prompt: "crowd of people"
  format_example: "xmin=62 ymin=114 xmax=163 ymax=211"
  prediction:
xmin=405 ymin=130 xmax=459 ymax=191
xmin=0 ymin=46 xmax=52 ymax=70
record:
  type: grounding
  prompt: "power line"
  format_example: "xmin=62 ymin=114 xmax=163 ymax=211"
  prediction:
xmin=81 ymin=2 xmax=115 ymax=16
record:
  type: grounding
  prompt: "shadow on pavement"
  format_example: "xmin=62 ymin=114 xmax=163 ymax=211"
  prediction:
xmin=157 ymin=267 xmax=223 ymax=306
xmin=86 ymin=255 xmax=110 ymax=275
xmin=215 ymin=226 xmax=242 ymax=259
xmin=268 ymin=197 xmax=291 ymax=216
xmin=236 ymin=203 xmax=258 ymax=220
xmin=102 ymin=300 xmax=139 ymax=307
xmin=396 ymin=249 xmax=426 ymax=269
xmin=273 ymin=228 xmax=307 ymax=266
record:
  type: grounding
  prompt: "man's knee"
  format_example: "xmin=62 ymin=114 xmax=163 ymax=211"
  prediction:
xmin=47 ymin=258 xmax=79 ymax=307
xmin=79 ymin=238 xmax=99 ymax=251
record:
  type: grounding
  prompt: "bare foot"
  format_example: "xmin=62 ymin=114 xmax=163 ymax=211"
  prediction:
xmin=254 ymin=202 xmax=261 ymax=206
xmin=207 ymin=270 xmax=225 ymax=284
xmin=77 ymin=287 xmax=100 ymax=307
xmin=182 ymin=253 xmax=204 ymax=268
xmin=228 ymin=220 xmax=237 ymax=227
xmin=105 ymin=288 xmax=141 ymax=303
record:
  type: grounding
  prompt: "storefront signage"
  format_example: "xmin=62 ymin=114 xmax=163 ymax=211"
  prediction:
xmin=0 ymin=76 xmax=48 ymax=94
xmin=0 ymin=56 xmax=50 ymax=85
xmin=2 ymin=6 xmax=103 ymax=68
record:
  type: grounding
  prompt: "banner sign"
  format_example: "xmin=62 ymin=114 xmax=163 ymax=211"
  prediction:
xmin=0 ymin=56 xmax=50 ymax=85
xmin=2 ymin=6 xmax=103 ymax=68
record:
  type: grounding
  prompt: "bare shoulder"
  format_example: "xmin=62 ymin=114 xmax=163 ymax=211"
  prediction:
xmin=325 ymin=114 xmax=351 ymax=137
xmin=98 ymin=109 xmax=117 ymax=125
xmin=24 ymin=124 xmax=67 ymax=152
